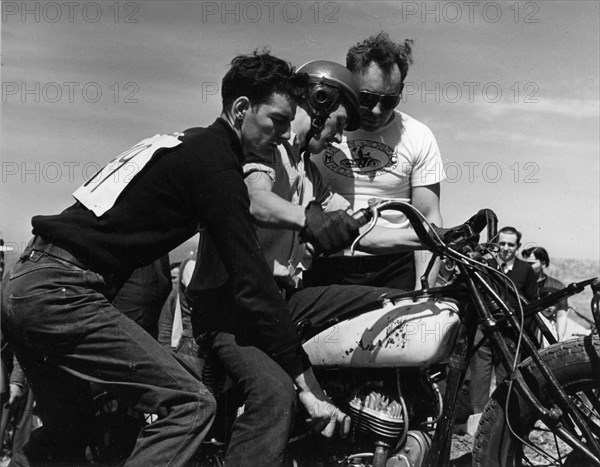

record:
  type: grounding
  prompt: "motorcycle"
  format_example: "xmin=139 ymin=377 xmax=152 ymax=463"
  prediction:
xmin=90 ymin=201 xmax=600 ymax=466
xmin=288 ymin=201 xmax=600 ymax=467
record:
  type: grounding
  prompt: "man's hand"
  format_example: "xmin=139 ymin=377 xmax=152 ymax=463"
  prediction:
xmin=299 ymin=202 xmax=361 ymax=255
xmin=294 ymin=367 xmax=351 ymax=438
xmin=298 ymin=390 xmax=351 ymax=438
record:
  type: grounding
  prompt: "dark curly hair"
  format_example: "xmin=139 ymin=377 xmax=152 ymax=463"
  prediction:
xmin=221 ymin=49 xmax=308 ymax=109
xmin=346 ymin=32 xmax=414 ymax=81
xmin=521 ymin=246 xmax=550 ymax=267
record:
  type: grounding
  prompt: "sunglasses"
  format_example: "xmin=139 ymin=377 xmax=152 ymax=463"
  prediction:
xmin=359 ymin=90 xmax=401 ymax=110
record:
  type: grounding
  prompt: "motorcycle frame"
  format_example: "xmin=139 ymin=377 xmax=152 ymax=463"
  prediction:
xmin=419 ymin=255 xmax=600 ymax=466
xmin=354 ymin=201 xmax=600 ymax=466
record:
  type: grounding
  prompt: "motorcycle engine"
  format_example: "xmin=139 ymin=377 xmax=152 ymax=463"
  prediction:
xmin=348 ymin=391 xmax=404 ymax=439
xmin=346 ymin=391 xmax=431 ymax=467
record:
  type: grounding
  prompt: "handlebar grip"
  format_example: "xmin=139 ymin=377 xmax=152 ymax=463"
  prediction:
xmin=485 ymin=209 xmax=498 ymax=241
xmin=466 ymin=208 xmax=497 ymax=240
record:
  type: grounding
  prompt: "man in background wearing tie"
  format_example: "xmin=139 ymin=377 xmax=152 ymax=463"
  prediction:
xmin=469 ymin=226 xmax=538 ymax=420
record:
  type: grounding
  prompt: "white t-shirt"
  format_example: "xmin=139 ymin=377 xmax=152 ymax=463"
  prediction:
xmin=312 ymin=111 xmax=445 ymax=231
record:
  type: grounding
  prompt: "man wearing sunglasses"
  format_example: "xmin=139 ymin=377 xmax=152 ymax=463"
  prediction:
xmin=307 ymin=32 xmax=445 ymax=291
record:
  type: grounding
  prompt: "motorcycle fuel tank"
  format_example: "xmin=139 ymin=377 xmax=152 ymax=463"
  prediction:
xmin=303 ymin=297 xmax=461 ymax=367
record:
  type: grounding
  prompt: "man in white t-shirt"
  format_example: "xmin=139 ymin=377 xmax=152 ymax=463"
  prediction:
xmin=307 ymin=32 xmax=445 ymax=290
xmin=243 ymin=60 xmax=403 ymax=333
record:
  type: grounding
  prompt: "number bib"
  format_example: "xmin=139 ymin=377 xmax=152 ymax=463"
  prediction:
xmin=73 ymin=133 xmax=183 ymax=216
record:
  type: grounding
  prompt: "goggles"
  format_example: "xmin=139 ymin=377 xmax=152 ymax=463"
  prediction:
xmin=359 ymin=90 xmax=401 ymax=110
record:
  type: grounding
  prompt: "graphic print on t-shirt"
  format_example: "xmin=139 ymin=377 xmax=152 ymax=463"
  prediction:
xmin=322 ymin=140 xmax=398 ymax=178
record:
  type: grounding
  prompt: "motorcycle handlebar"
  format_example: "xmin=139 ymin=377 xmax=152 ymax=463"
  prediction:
xmin=352 ymin=201 xmax=498 ymax=253
xmin=352 ymin=200 xmax=439 ymax=251
xmin=466 ymin=208 xmax=498 ymax=243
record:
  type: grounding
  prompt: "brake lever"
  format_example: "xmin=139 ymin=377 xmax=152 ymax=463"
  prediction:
xmin=350 ymin=206 xmax=380 ymax=255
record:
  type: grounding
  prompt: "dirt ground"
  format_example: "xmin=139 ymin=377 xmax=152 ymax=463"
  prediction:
xmin=450 ymin=433 xmax=475 ymax=466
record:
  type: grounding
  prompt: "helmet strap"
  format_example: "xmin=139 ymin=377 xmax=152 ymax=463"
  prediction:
xmin=301 ymin=79 xmax=341 ymax=154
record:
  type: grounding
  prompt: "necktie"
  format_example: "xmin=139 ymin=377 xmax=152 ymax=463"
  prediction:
xmin=501 ymin=262 xmax=508 ymax=273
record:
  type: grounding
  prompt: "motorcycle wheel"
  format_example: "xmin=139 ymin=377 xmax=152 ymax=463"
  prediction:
xmin=472 ymin=335 xmax=600 ymax=467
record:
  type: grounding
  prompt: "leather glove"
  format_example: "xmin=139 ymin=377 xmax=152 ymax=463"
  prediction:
xmin=299 ymin=201 xmax=361 ymax=255
xmin=431 ymin=223 xmax=474 ymax=245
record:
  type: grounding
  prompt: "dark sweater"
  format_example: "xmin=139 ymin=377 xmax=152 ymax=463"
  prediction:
xmin=32 ymin=119 xmax=309 ymax=377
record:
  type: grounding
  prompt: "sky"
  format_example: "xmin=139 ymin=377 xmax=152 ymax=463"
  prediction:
xmin=1 ymin=0 xmax=599 ymax=268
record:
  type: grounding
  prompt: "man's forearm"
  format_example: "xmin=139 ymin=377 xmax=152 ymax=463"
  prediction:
xmin=355 ymin=225 xmax=422 ymax=254
xmin=248 ymin=189 xmax=305 ymax=229
xmin=556 ymin=308 xmax=568 ymax=341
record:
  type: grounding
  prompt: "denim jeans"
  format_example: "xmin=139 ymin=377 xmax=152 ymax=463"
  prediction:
xmin=287 ymin=284 xmax=404 ymax=339
xmin=211 ymin=332 xmax=296 ymax=467
xmin=304 ymin=252 xmax=415 ymax=289
xmin=2 ymin=249 xmax=216 ymax=466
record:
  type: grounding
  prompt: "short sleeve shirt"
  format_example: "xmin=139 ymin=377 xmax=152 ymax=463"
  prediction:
xmin=311 ymin=111 xmax=445 ymax=230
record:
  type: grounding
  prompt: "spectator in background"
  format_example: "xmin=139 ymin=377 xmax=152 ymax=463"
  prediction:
xmin=2 ymin=357 xmax=35 ymax=459
xmin=522 ymin=246 xmax=569 ymax=345
xmin=112 ymin=255 xmax=172 ymax=339
xmin=169 ymin=262 xmax=181 ymax=288
xmin=470 ymin=226 xmax=538 ymax=415
xmin=158 ymin=259 xmax=201 ymax=377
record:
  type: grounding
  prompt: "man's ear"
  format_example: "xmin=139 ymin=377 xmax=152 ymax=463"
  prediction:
xmin=232 ymin=97 xmax=250 ymax=121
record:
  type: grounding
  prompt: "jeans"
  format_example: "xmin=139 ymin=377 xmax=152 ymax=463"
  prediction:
xmin=288 ymin=284 xmax=404 ymax=339
xmin=211 ymin=332 xmax=296 ymax=467
xmin=2 ymin=246 xmax=216 ymax=466
xmin=304 ymin=252 xmax=415 ymax=290
xmin=201 ymin=285 xmax=402 ymax=465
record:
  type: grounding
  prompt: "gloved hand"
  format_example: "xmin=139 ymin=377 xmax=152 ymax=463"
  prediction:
xmin=431 ymin=223 xmax=474 ymax=245
xmin=299 ymin=201 xmax=361 ymax=255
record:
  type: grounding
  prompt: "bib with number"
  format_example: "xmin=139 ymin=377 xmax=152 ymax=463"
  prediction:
xmin=73 ymin=133 xmax=183 ymax=217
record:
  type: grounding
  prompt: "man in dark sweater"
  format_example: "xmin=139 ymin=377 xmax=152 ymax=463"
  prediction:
xmin=1 ymin=52 xmax=358 ymax=466
xmin=470 ymin=226 xmax=538 ymax=414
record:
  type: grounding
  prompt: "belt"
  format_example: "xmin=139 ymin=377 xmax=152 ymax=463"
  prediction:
xmin=23 ymin=236 xmax=87 ymax=270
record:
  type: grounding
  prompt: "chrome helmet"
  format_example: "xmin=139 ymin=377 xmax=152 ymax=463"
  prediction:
xmin=297 ymin=60 xmax=361 ymax=136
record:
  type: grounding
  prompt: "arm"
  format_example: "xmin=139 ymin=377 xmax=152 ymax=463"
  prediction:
xmin=193 ymin=163 xmax=309 ymax=377
xmin=412 ymin=183 xmax=443 ymax=289
xmin=555 ymin=307 xmax=568 ymax=341
xmin=295 ymin=367 xmax=350 ymax=437
xmin=203 ymin=167 xmax=351 ymax=437
xmin=353 ymin=225 xmax=423 ymax=254
xmin=351 ymin=185 xmax=443 ymax=261
xmin=245 ymin=173 xmax=305 ymax=230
